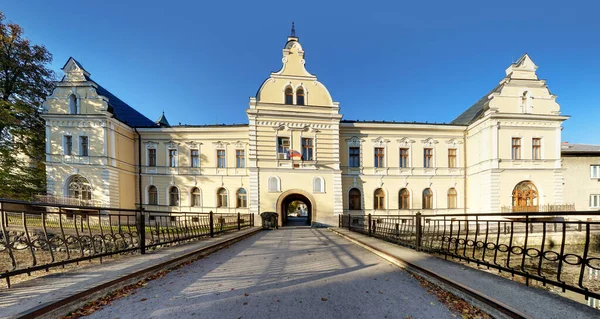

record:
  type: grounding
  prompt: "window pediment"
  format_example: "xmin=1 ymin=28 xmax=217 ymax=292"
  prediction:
xmin=346 ymin=136 xmax=363 ymax=147
xmin=372 ymin=137 xmax=390 ymax=147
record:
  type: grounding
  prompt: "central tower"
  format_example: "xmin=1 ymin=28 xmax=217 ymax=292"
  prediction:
xmin=247 ymin=27 xmax=343 ymax=225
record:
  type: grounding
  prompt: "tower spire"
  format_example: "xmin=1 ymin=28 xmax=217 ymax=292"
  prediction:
xmin=290 ymin=21 xmax=296 ymax=37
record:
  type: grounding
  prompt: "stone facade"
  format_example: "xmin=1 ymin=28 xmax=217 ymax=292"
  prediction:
xmin=41 ymin=32 xmax=597 ymax=226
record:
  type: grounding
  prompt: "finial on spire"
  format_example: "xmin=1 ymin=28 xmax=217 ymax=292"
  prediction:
xmin=291 ymin=21 xmax=296 ymax=37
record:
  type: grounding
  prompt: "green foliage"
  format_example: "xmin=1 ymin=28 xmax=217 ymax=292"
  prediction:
xmin=0 ymin=11 xmax=54 ymax=200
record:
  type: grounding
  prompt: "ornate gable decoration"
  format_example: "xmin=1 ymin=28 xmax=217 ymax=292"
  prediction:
xmin=397 ymin=137 xmax=415 ymax=148
xmin=144 ymin=141 xmax=158 ymax=149
xmin=446 ymin=138 xmax=463 ymax=148
xmin=165 ymin=141 xmax=179 ymax=149
xmin=421 ymin=138 xmax=439 ymax=147
xmin=233 ymin=141 xmax=246 ymax=149
xmin=372 ymin=137 xmax=390 ymax=148
xmin=346 ymin=136 xmax=363 ymax=147
xmin=213 ymin=141 xmax=228 ymax=149
xmin=62 ymin=58 xmax=89 ymax=82
xmin=186 ymin=141 xmax=201 ymax=149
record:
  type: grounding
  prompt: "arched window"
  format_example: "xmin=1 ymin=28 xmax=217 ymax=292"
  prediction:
xmin=422 ymin=188 xmax=433 ymax=209
xmin=236 ymin=188 xmax=247 ymax=208
xmin=67 ymin=175 xmax=92 ymax=204
xmin=374 ymin=188 xmax=385 ymax=210
xmin=399 ymin=188 xmax=410 ymax=209
xmin=191 ymin=187 xmax=201 ymax=207
xmin=217 ymin=188 xmax=228 ymax=208
xmin=148 ymin=185 xmax=158 ymax=205
xmin=512 ymin=181 xmax=538 ymax=212
xmin=349 ymin=188 xmax=361 ymax=210
xmin=169 ymin=187 xmax=179 ymax=206
xmin=313 ymin=177 xmax=324 ymax=193
xmin=296 ymin=88 xmax=305 ymax=105
xmin=447 ymin=188 xmax=457 ymax=209
xmin=285 ymin=87 xmax=293 ymax=105
xmin=69 ymin=94 xmax=78 ymax=114
xmin=268 ymin=176 xmax=280 ymax=192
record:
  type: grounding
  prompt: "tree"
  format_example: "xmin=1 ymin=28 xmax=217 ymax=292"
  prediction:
xmin=0 ymin=12 xmax=54 ymax=200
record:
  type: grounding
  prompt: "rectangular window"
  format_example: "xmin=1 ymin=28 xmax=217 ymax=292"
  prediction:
xmin=217 ymin=150 xmax=226 ymax=168
xmin=301 ymin=138 xmax=313 ymax=161
xmin=374 ymin=148 xmax=385 ymax=168
xmin=148 ymin=149 xmax=156 ymax=167
xmin=532 ymin=138 xmax=541 ymax=160
xmin=448 ymin=148 xmax=457 ymax=168
xmin=79 ymin=136 xmax=89 ymax=157
xmin=277 ymin=137 xmax=290 ymax=159
xmin=424 ymin=148 xmax=433 ymax=168
xmin=349 ymin=147 xmax=360 ymax=167
xmin=236 ymin=150 xmax=245 ymax=168
xmin=399 ymin=148 xmax=409 ymax=168
xmin=64 ymin=136 xmax=72 ymax=155
xmin=591 ymin=195 xmax=600 ymax=209
xmin=168 ymin=149 xmax=177 ymax=167
xmin=190 ymin=149 xmax=200 ymax=167
xmin=590 ymin=165 xmax=599 ymax=178
xmin=512 ymin=138 xmax=521 ymax=160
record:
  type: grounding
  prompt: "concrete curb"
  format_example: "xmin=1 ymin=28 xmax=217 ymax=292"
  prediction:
xmin=329 ymin=227 xmax=529 ymax=319
xmin=14 ymin=227 xmax=262 ymax=319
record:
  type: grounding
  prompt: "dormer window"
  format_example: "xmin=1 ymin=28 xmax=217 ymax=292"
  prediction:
xmin=285 ymin=87 xmax=293 ymax=105
xmin=296 ymin=88 xmax=305 ymax=105
xmin=69 ymin=94 xmax=78 ymax=114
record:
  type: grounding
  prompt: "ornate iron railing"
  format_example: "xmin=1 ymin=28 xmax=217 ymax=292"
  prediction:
xmin=340 ymin=212 xmax=600 ymax=300
xmin=0 ymin=198 xmax=254 ymax=287
xmin=500 ymin=203 xmax=576 ymax=213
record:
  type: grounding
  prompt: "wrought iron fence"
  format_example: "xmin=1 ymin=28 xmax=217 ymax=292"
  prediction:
xmin=0 ymin=198 xmax=254 ymax=288
xmin=340 ymin=211 xmax=600 ymax=300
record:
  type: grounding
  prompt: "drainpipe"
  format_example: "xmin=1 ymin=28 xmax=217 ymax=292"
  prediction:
xmin=135 ymin=128 xmax=142 ymax=210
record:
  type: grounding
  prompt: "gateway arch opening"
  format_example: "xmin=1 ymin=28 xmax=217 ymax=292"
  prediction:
xmin=281 ymin=193 xmax=312 ymax=226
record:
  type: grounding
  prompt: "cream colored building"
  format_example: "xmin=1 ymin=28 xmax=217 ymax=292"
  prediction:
xmin=40 ymin=31 xmax=596 ymax=226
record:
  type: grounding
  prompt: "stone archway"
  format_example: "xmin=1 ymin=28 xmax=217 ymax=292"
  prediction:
xmin=276 ymin=189 xmax=317 ymax=227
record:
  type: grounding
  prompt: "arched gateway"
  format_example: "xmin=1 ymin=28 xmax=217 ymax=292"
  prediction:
xmin=276 ymin=189 xmax=317 ymax=227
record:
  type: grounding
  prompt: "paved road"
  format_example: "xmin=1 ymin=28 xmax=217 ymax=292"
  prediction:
xmin=89 ymin=228 xmax=455 ymax=319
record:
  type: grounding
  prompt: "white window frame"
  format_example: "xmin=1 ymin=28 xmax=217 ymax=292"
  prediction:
xmin=235 ymin=149 xmax=246 ymax=168
xmin=591 ymin=165 xmax=600 ymax=179
xmin=63 ymin=135 xmax=73 ymax=156
xmin=590 ymin=194 xmax=600 ymax=209
xmin=532 ymin=137 xmax=543 ymax=160
xmin=168 ymin=148 xmax=178 ymax=167
xmin=190 ymin=149 xmax=200 ymax=168
xmin=313 ymin=176 xmax=325 ymax=193
xmin=268 ymin=176 xmax=281 ymax=192
xmin=79 ymin=135 xmax=89 ymax=157
xmin=216 ymin=148 xmax=226 ymax=168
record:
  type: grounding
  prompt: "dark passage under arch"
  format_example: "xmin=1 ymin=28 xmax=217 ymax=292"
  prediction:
xmin=281 ymin=193 xmax=312 ymax=226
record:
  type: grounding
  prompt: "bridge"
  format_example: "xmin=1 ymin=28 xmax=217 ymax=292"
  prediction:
xmin=0 ymin=199 xmax=599 ymax=318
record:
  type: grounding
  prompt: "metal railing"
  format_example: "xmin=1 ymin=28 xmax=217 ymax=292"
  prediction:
xmin=0 ymin=198 xmax=254 ymax=288
xmin=500 ymin=204 xmax=576 ymax=213
xmin=340 ymin=211 xmax=600 ymax=300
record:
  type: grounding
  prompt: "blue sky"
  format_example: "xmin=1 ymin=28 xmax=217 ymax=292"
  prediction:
xmin=4 ymin=0 xmax=599 ymax=143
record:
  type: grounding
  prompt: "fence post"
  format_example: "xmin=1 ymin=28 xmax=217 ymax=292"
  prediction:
xmin=251 ymin=213 xmax=254 ymax=227
xmin=415 ymin=212 xmax=422 ymax=251
xmin=368 ymin=214 xmax=372 ymax=237
xmin=238 ymin=212 xmax=241 ymax=231
xmin=339 ymin=214 xmax=341 ymax=227
xmin=209 ymin=211 xmax=214 ymax=238
xmin=138 ymin=209 xmax=146 ymax=255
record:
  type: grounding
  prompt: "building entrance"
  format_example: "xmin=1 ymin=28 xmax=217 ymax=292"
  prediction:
xmin=280 ymin=193 xmax=312 ymax=226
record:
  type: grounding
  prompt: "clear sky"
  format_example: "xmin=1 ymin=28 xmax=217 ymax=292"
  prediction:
xmin=4 ymin=0 xmax=599 ymax=143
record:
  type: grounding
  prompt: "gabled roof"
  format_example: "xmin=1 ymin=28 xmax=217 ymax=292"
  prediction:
xmin=92 ymin=82 xmax=157 ymax=127
xmin=61 ymin=58 xmax=157 ymax=128
xmin=450 ymin=84 xmax=502 ymax=125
